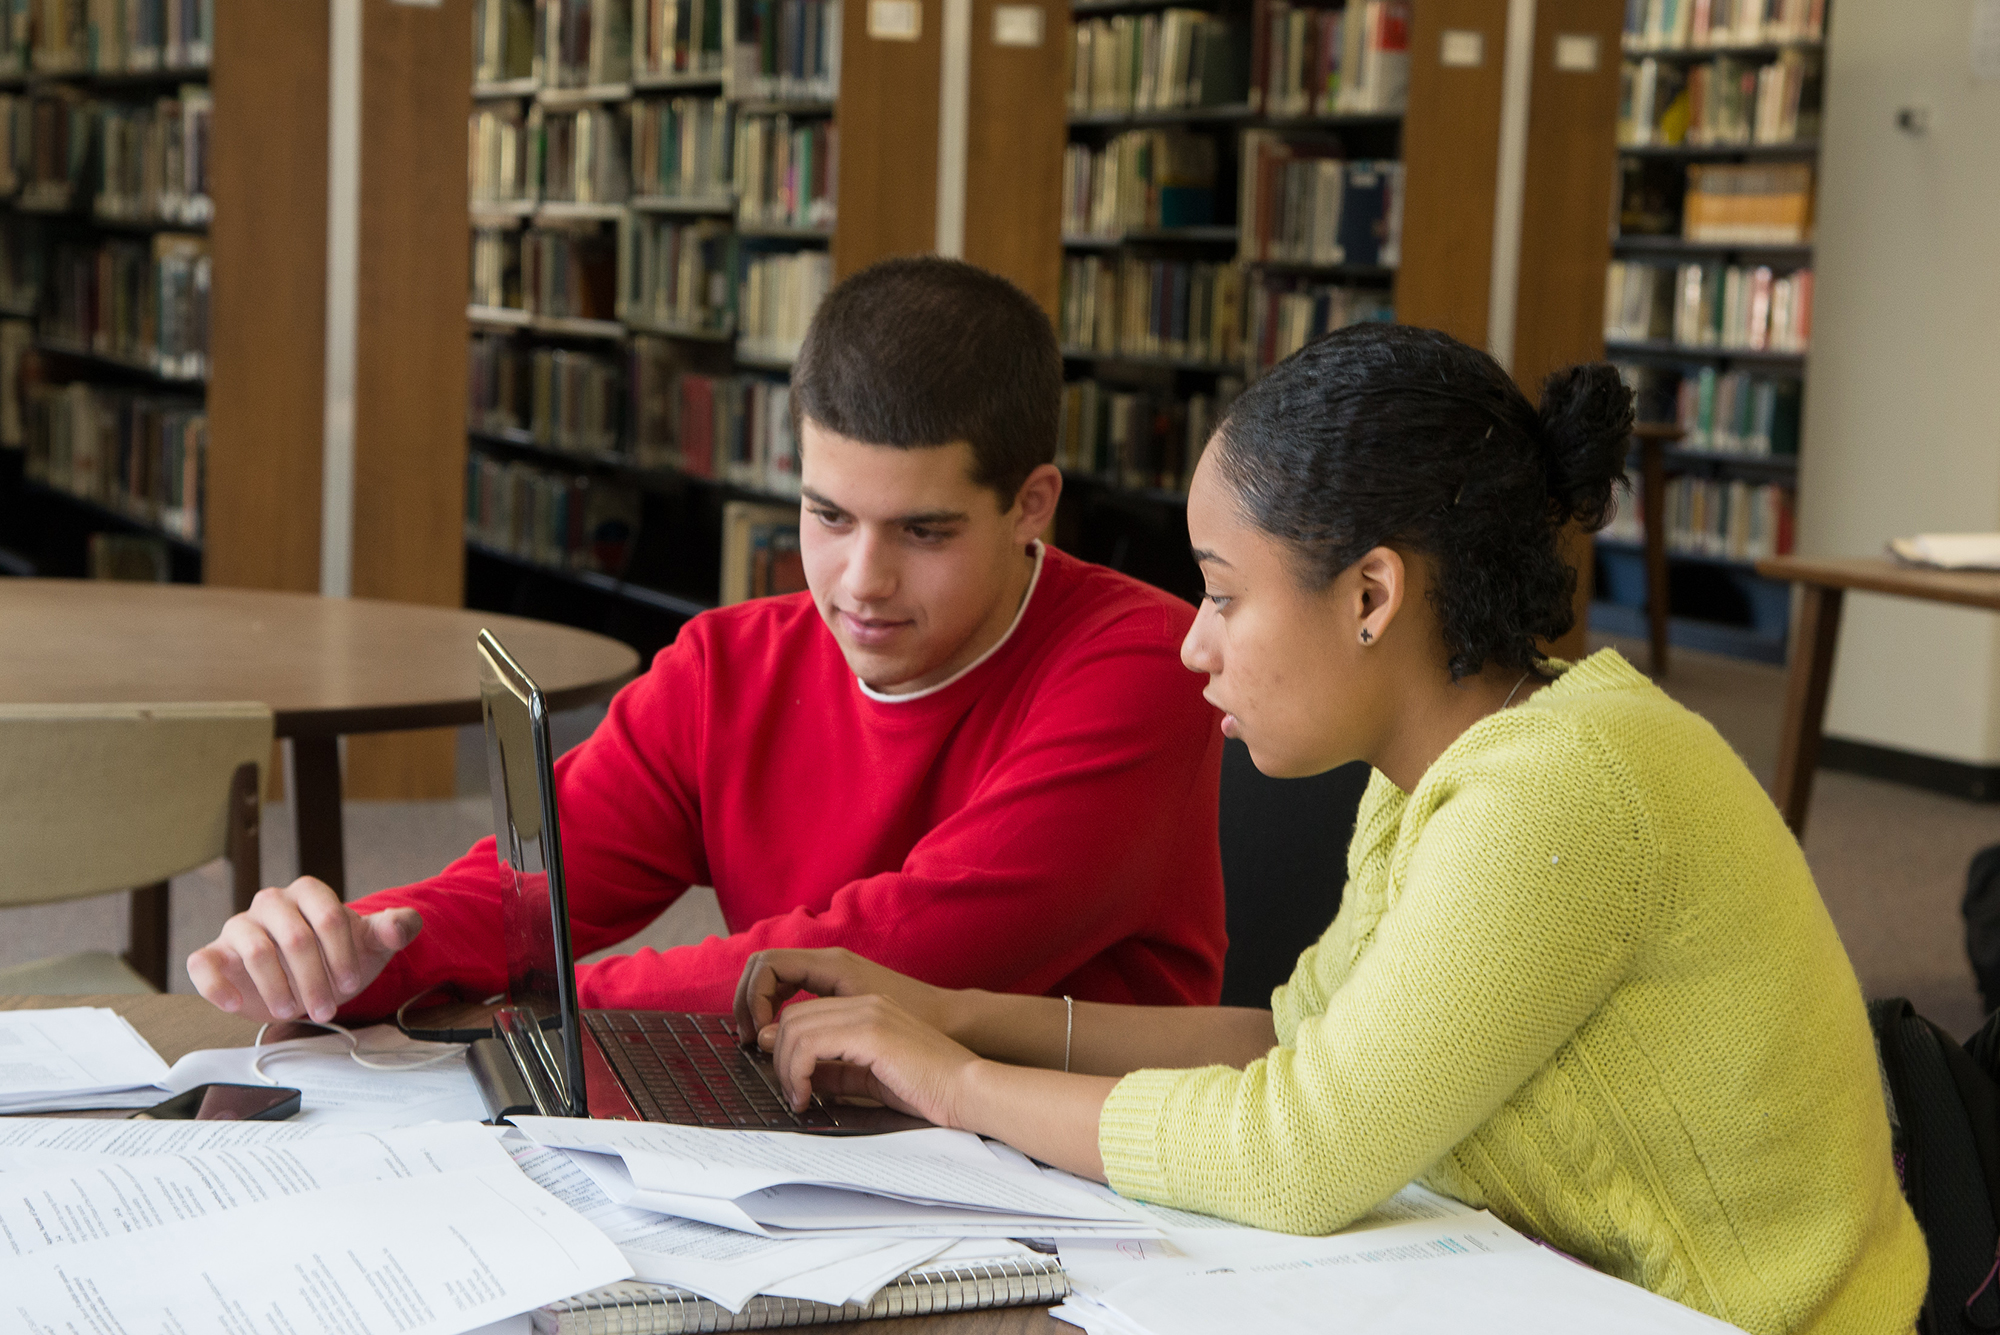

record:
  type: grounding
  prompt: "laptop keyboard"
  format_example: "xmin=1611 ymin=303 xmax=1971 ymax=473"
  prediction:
xmin=586 ymin=1010 xmax=836 ymax=1129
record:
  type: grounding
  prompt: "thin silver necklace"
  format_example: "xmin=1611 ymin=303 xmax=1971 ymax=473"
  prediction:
xmin=1500 ymin=670 xmax=1534 ymax=709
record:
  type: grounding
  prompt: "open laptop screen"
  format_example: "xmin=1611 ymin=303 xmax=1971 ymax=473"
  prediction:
xmin=477 ymin=629 xmax=589 ymax=1117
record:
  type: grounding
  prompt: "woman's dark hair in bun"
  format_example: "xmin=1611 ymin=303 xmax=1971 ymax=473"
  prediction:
xmin=1210 ymin=323 xmax=1633 ymax=680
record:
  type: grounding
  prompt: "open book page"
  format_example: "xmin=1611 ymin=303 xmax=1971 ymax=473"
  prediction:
xmin=0 ymin=1008 xmax=170 ymax=1111
xmin=163 ymin=1026 xmax=486 ymax=1128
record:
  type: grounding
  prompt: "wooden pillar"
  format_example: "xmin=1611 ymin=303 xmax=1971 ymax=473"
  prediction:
xmin=831 ymin=0 xmax=943 ymax=280
xmin=343 ymin=0 xmax=472 ymax=800
xmin=963 ymin=0 xmax=1067 ymax=316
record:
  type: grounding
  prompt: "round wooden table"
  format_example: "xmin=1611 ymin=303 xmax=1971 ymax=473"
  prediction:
xmin=0 ymin=580 xmax=639 ymax=897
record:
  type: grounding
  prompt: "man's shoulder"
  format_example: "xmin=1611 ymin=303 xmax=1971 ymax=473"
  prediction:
xmin=648 ymin=591 xmax=830 ymax=683
xmin=1037 ymin=547 xmax=1196 ymax=648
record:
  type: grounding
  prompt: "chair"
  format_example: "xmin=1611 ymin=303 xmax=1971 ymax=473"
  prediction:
xmin=0 ymin=703 xmax=271 ymax=994
xmin=1216 ymin=740 xmax=1370 ymax=1008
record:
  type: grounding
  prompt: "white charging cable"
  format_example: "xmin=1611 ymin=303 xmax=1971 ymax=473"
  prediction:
xmin=248 ymin=1018 xmax=469 ymax=1085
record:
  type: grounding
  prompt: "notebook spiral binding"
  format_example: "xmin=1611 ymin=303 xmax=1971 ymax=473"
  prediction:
xmin=534 ymin=1257 xmax=1071 ymax=1335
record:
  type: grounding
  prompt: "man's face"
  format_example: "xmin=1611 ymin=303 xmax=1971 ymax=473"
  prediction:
xmin=798 ymin=419 xmax=1038 ymax=695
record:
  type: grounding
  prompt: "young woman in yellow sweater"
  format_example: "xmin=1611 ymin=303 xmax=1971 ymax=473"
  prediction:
xmin=732 ymin=324 xmax=1927 ymax=1334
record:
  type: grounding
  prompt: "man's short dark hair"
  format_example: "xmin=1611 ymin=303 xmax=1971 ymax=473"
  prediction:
xmin=791 ymin=256 xmax=1061 ymax=506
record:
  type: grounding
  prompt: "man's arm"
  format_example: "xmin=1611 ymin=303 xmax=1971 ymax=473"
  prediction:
xmin=189 ymin=630 xmax=716 ymax=1023
xmin=579 ymin=616 xmax=1227 ymax=1012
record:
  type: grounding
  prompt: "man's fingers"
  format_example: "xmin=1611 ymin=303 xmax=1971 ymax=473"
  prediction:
xmin=230 ymin=925 xmax=301 ymax=1021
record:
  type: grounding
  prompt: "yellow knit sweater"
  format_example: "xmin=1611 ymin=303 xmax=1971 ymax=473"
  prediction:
xmin=1099 ymin=649 xmax=1926 ymax=1335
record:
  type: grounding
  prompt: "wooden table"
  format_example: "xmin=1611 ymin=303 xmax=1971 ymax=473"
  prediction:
xmin=0 ymin=580 xmax=639 ymax=898
xmin=1756 ymin=555 xmax=2000 ymax=835
xmin=0 ymin=995 xmax=1066 ymax=1335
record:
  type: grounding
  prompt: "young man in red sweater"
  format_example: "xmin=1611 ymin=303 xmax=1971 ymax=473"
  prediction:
xmin=187 ymin=258 xmax=1226 ymax=1027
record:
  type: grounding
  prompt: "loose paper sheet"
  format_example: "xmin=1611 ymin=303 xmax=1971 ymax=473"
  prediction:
xmin=0 ymin=1008 xmax=170 ymax=1111
xmin=2 ymin=1162 xmax=630 ymax=1335
xmin=164 ymin=1025 xmax=487 ymax=1127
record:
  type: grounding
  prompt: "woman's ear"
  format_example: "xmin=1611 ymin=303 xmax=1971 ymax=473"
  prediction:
xmin=1353 ymin=546 xmax=1407 ymax=647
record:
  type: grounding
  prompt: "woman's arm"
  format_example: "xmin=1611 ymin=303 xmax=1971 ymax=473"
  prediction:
xmin=735 ymin=948 xmax=1276 ymax=1077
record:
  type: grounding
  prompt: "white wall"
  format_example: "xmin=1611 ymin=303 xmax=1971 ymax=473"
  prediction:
xmin=1800 ymin=0 xmax=2000 ymax=764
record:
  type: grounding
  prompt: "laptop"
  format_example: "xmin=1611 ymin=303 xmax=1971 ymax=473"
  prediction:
xmin=464 ymin=629 xmax=925 ymax=1133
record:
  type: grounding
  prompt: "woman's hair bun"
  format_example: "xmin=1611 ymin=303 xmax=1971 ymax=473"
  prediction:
xmin=1535 ymin=362 xmax=1633 ymax=531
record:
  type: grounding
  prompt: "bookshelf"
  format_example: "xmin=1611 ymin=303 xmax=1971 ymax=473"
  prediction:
xmin=0 ymin=11 xmax=214 ymax=585
xmin=464 ymin=0 xmax=1065 ymax=654
xmin=1595 ymin=0 xmax=1827 ymax=665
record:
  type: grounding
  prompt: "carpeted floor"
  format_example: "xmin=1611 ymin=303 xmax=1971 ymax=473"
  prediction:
xmin=6 ymin=636 xmax=1990 ymax=1037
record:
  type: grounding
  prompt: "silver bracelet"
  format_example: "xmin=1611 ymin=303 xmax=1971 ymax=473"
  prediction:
xmin=1062 ymin=995 xmax=1074 ymax=1074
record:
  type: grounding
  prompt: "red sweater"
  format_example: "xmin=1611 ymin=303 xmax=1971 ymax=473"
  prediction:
xmin=345 ymin=546 xmax=1226 ymax=1017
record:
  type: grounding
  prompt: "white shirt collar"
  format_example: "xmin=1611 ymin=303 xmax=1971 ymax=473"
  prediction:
xmin=857 ymin=541 xmax=1047 ymax=704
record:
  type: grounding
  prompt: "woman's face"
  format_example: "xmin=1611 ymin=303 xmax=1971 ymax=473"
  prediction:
xmin=1180 ymin=444 xmax=1397 ymax=778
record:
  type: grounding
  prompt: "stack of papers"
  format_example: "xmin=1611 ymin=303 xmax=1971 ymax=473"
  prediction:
xmin=0 ymin=1007 xmax=171 ymax=1112
xmin=512 ymin=1117 xmax=1149 ymax=1239
xmin=1054 ymin=1198 xmax=1747 ymax=1335
xmin=1889 ymin=533 xmax=2000 ymax=570
xmin=0 ymin=1121 xmax=631 ymax=1333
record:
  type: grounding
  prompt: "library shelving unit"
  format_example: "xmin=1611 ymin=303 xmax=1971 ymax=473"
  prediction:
xmin=0 ymin=13 xmax=213 ymax=586
xmin=1593 ymin=0 xmax=1827 ymax=665
xmin=465 ymin=0 xmax=849 ymax=657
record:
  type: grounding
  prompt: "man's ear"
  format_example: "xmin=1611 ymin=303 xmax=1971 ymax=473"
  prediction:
xmin=1011 ymin=463 xmax=1063 ymax=546
xmin=1352 ymin=546 xmax=1408 ymax=646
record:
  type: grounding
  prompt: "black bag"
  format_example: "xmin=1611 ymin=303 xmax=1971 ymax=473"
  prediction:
xmin=1966 ymin=845 xmax=2000 ymax=1017
xmin=1870 ymin=998 xmax=2000 ymax=1334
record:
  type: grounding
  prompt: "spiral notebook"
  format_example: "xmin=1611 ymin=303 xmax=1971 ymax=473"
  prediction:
xmin=532 ymin=1256 xmax=1070 ymax=1334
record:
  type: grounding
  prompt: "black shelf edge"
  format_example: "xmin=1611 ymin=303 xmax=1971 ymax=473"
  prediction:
xmin=1064 ymin=226 xmax=1239 ymax=248
xmin=628 ymin=195 xmax=734 ymax=217
xmin=1068 ymin=103 xmax=1257 ymax=127
xmin=35 ymin=340 xmax=207 ymax=387
xmin=1594 ymin=535 xmax=1785 ymax=573
xmin=623 ymin=317 xmax=734 ymax=341
xmin=1604 ymin=339 xmax=1808 ymax=370
xmin=631 ymin=70 xmax=728 ymax=91
xmin=1244 ymin=258 xmax=1398 ymax=281
xmin=736 ymin=221 xmax=832 ymax=241
xmin=23 ymin=476 xmax=204 ymax=554
xmin=466 ymin=538 xmax=714 ymax=619
xmin=1619 ymin=39 xmax=1824 ymax=61
xmin=1072 ymin=0 xmax=1217 ymax=11
xmin=735 ymin=98 xmax=835 ymax=116
xmin=1612 ymin=235 xmax=1812 ymax=262
xmin=1061 ymin=347 xmax=1241 ymax=375
xmin=468 ymin=430 xmax=800 ymax=507
xmin=1617 ymin=139 xmax=1819 ymax=159
xmin=1645 ymin=446 xmax=1800 ymax=477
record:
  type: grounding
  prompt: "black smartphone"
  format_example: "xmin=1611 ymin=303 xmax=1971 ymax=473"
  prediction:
xmin=130 ymin=1083 xmax=303 ymax=1121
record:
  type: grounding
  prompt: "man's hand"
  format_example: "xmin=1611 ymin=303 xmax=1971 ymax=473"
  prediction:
xmin=732 ymin=947 xmax=954 ymax=1047
xmin=186 ymin=877 xmax=422 ymax=1025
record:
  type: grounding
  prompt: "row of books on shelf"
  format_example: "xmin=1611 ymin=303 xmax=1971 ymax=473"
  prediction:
xmin=0 ymin=0 xmax=211 ymax=76
xmin=638 ymin=357 xmax=801 ymax=491
xmin=474 ymin=222 xmax=828 ymax=347
xmin=469 ymin=332 xmax=805 ymax=497
xmin=1060 ymin=253 xmax=1393 ymax=374
xmin=1605 ymin=259 xmax=1811 ymax=353
xmin=734 ymin=112 xmax=834 ymax=230
xmin=474 ymin=0 xmax=839 ymax=98
xmin=1067 ymin=11 xmax=1247 ymax=117
xmin=1239 ymin=139 xmax=1399 ymax=266
xmin=1620 ymin=363 xmax=1801 ymax=456
xmin=1621 ymin=0 xmax=1825 ymax=52
xmin=1061 ymin=130 xmax=1219 ymax=237
xmin=467 ymin=451 xmax=643 ymax=574
xmin=1619 ymin=49 xmax=1819 ymax=147
xmin=1061 ymin=253 xmax=1244 ymax=368
xmin=1252 ymin=0 xmax=1409 ymax=118
xmin=0 ymin=87 xmax=212 ymax=224
xmin=1057 ymin=376 xmax=1238 ymax=494
xmin=1676 ymin=161 xmax=1811 ymax=243
xmin=472 ymin=336 xmax=625 ymax=454
xmin=469 ymin=99 xmax=834 ymax=228
xmin=20 ymin=380 xmax=206 ymax=541
xmin=1601 ymin=474 xmax=1796 ymax=563
xmin=1065 ymin=1 xmax=1408 ymax=120
xmin=732 ymin=0 xmax=840 ymax=102
xmin=618 ymin=214 xmax=732 ymax=332
xmin=44 ymin=233 xmax=207 ymax=377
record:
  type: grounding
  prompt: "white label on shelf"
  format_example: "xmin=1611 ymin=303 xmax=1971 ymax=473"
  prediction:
xmin=869 ymin=0 xmax=922 ymax=41
xmin=1975 ymin=0 xmax=2000 ymax=81
xmin=1440 ymin=29 xmax=1484 ymax=67
xmin=993 ymin=4 xmax=1044 ymax=46
xmin=1554 ymin=33 xmax=1600 ymax=72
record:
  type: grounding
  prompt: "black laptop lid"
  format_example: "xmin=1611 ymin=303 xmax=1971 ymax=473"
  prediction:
xmin=477 ymin=629 xmax=589 ymax=1117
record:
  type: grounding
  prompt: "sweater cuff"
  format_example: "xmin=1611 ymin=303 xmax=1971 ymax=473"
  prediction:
xmin=1098 ymin=1067 xmax=1187 ymax=1204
